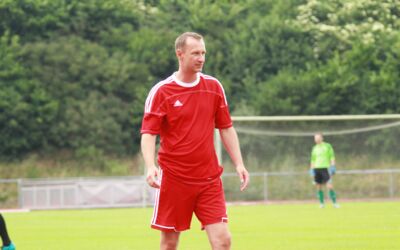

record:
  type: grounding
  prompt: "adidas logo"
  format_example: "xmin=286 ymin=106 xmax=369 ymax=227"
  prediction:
xmin=174 ymin=100 xmax=183 ymax=107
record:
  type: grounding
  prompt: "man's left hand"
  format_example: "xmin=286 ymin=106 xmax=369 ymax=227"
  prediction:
xmin=329 ymin=165 xmax=336 ymax=175
xmin=236 ymin=165 xmax=249 ymax=191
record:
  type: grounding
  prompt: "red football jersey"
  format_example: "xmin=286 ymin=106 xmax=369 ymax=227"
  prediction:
xmin=141 ymin=73 xmax=232 ymax=182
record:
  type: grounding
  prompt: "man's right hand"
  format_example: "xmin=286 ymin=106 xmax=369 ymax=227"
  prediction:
xmin=309 ymin=168 xmax=315 ymax=177
xmin=329 ymin=165 xmax=336 ymax=175
xmin=146 ymin=166 xmax=160 ymax=188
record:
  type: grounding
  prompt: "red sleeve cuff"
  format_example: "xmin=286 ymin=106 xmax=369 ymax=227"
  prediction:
xmin=216 ymin=123 xmax=233 ymax=129
xmin=140 ymin=129 xmax=159 ymax=135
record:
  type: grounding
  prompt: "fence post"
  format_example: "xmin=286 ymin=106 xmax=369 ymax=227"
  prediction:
xmin=263 ymin=172 xmax=268 ymax=202
xmin=75 ymin=178 xmax=80 ymax=206
xmin=142 ymin=177 xmax=147 ymax=208
xmin=61 ymin=185 xmax=64 ymax=207
xmin=17 ymin=179 xmax=22 ymax=209
xmin=389 ymin=171 xmax=394 ymax=198
xmin=110 ymin=182 xmax=115 ymax=205
xmin=46 ymin=184 xmax=50 ymax=207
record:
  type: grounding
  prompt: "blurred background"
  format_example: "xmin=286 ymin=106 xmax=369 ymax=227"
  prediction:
xmin=1 ymin=0 xmax=400 ymax=209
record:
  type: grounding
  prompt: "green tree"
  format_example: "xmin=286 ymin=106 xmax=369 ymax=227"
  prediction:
xmin=293 ymin=0 xmax=400 ymax=60
xmin=20 ymin=36 xmax=151 ymax=155
xmin=255 ymin=34 xmax=400 ymax=115
xmin=0 ymin=32 xmax=58 ymax=157
xmin=0 ymin=0 xmax=146 ymax=42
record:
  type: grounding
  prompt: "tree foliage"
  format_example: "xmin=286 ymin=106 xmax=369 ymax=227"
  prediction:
xmin=1 ymin=0 xmax=400 ymax=158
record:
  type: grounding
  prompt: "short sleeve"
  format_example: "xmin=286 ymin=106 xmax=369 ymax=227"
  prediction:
xmin=329 ymin=144 xmax=335 ymax=160
xmin=140 ymin=86 xmax=166 ymax=135
xmin=310 ymin=147 xmax=316 ymax=164
xmin=214 ymin=83 xmax=232 ymax=129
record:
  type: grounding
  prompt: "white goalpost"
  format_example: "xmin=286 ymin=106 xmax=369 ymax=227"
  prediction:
xmin=216 ymin=114 xmax=400 ymax=169
xmin=215 ymin=114 xmax=400 ymax=202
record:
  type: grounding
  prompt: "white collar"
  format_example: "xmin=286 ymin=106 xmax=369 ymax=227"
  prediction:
xmin=173 ymin=72 xmax=200 ymax=88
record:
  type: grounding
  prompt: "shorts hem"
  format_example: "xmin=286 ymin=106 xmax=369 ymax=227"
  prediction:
xmin=151 ymin=224 xmax=190 ymax=232
xmin=201 ymin=217 xmax=228 ymax=230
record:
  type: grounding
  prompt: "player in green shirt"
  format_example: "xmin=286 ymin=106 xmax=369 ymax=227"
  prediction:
xmin=310 ymin=133 xmax=339 ymax=208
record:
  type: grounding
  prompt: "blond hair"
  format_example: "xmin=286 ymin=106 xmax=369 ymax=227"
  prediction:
xmin=175 ymin=32 xmax=203 ymax=51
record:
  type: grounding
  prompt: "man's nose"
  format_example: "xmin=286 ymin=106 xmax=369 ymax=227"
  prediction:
xmin=198 ymin=55 xmax=205 ymax=62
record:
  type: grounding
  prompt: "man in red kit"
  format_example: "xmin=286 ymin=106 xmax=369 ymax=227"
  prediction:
xmin=141 ymin=32 xmax=249 ymax=250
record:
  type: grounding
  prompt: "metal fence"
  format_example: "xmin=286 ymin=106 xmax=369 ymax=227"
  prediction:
xmin=222 ymin=169 xmax=400 ymax=202
xmin=19 ymin=176 xmax=155 ymax=210
xmin=0 ymin=169 xmax=399 ymax=210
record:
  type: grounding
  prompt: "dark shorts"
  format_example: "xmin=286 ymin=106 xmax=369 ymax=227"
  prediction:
xmin=314 ymin=168 xmax=331 ymax=184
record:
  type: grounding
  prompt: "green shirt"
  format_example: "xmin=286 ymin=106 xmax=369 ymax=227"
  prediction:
xmin=311 ymin=142 xmax=335 ymax=169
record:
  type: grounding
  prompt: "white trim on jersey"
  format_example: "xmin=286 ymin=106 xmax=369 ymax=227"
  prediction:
xmin=172 ymin=72 xmax=200 ymax=88
xmin=145 ymin=76 xmax=174 ymax=113
xmin=201 ymin=73 xmax=229 ymax=105
xmin=145 ymin=73 xmax=228 ymax=113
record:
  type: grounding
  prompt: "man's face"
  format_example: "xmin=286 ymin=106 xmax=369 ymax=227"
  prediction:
xmin=177 ymin=37 xmax=206 ymax=73
xmin=314 ymin=134 xmax=323 ymax=144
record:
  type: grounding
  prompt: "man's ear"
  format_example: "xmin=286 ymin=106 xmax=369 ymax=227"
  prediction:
xmin=176 ymin=49 xmax=183 ymax=59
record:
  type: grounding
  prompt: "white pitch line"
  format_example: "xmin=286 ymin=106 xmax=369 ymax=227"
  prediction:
xmin=0 ymin=209 xmax=31 ymax=213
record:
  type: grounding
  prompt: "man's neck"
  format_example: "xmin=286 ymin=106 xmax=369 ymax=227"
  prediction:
xmin=175 ymin=70 xmax=198 ymax=83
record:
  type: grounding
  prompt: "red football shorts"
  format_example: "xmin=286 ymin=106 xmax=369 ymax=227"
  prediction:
xmin=151 ymin=170 xmax=228 ymax=232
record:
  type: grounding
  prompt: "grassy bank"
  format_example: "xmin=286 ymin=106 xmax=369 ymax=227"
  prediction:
xmin=0 ymin=153 xmax=143 ymax=179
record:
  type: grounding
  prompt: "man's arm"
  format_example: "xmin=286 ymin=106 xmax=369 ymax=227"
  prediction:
xmin=330 ymin=145 xmax=336 ymax=166
xmin=219 ymin=126 xmax=249 ymax=191
xmin=309 ymin=147 xmax=316 ymax=176
xmin=310 ymin=147 xmax=315 ymax=169
xmin=141 ymin=133 xmax=160 ymax=188
xmin=329 ymin=145 xmax=336 ymax=174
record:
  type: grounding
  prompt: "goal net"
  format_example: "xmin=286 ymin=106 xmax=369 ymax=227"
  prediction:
xmin=216 ymin=114 xmax=400 ymax=172
xmin=216 ymin=114 xmax=400 ymax=201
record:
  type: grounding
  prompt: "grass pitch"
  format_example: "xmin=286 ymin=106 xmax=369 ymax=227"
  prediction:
xmin=3 ymin=201 xmax=400 ymax=250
